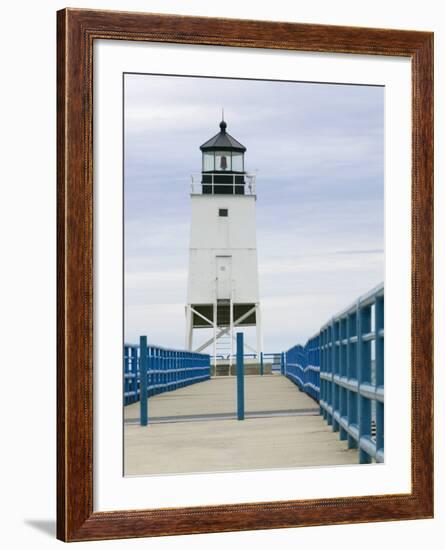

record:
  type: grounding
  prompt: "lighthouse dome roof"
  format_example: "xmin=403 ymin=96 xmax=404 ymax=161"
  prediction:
xmin=200 ymin=120 xmax=246 ymax=152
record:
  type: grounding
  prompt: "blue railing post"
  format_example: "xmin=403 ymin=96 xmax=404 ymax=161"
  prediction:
xmin=280 ymin=352 xmax=284 ymax=375
xmin=346 ymin=311 xmax=358 ymax=449
xmin=339 ymin=318 xmax=347 ymax=440
xmin=132 ymin=346 xmax=138 ymax=403
xmin=376 ymin=294 xmax=384 ymax=461
xmin=357 ymin=299 xmax=372 ymax=464
xmin=139 ymin=335 xmax=149 ymax=426
xmin=260 ymin=351 xmax=264 ymax=376
xmin=124 ymin=346 xmax=129 ymax=405
xmin=320 ymin=330 xmax=325 ymax=417
xmin=236 ymin=332 xmax=245 ymax=420
xmin=326 ymin=323 xmax=333 ymax=426
xmin=332 ymin=320 xmax=339 ymax=433
xmin=151 ymin=346 xmax=157 ymax=397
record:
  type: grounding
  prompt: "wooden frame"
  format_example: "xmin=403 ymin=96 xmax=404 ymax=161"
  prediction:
xmin=57 ymin=8 xmax=434 ymax=542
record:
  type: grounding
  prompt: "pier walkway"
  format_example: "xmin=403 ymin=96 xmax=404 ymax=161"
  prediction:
xmin=124 ymin=376 xmax=358 ymax=476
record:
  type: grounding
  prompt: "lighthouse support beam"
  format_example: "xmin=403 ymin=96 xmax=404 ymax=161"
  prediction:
xmin=255 ymin=303 xmax=263 ymax=359
xmin=213 ymin=301 xmax=217 ymax=367
xmin=189 ymin=306 xmax=215 ymax=328
xmin=185 ymin=306 xmax=193 ymax=351
xmin=229 ymin=298 xmax=234 ymax=368
xmin=194 ymin=305 xmax=257 ymax=353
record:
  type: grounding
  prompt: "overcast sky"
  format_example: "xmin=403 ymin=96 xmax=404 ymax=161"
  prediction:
xmin=124 ymin=73 xmax=384 ymax=352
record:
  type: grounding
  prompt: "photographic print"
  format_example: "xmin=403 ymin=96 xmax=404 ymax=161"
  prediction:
xmin=57 ymin=10 xmax=434 ymax=540
xmin=57 ymin=10 xmax=433 ymax=540
xmin=123 ymin=73 xmax=384 ymax=476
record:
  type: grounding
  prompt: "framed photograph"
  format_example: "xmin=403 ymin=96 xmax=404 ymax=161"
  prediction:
xmin=57 ymin=8 xmax=433 ymax=542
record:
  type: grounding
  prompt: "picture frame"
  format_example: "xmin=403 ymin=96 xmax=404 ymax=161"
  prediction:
xmin=57 ymin=8 xmax=434 ymax=542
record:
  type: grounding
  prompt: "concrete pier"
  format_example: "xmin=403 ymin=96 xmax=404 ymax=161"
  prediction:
xmin=124 ymin=376 xmax=358 ymax=476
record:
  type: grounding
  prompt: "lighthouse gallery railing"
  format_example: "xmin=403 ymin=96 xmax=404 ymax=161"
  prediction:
xmin=284 ymin=283 xmax=384 ymax=464
xmin=190 ymin=172 xmax=256 ymax=195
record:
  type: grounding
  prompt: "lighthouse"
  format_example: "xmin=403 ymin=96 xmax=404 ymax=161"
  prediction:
xmin=185 ymin=118 xmax=262 ymax=367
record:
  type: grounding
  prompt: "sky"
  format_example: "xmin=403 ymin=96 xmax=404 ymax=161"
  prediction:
xmin=124 ymin=73 xmax=384 ymax=352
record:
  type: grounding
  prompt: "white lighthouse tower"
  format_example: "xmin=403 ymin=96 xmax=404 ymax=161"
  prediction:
xmin=185 ymin=118 xmax=262 ymax=366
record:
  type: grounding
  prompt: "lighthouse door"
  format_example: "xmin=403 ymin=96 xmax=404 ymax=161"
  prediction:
xmin=216 ymin=256 xmax=232 ymax=299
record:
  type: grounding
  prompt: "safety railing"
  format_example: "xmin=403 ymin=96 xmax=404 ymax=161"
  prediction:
xmin=190 ymin=173 xmax=256 ymax=195
xmin=284 ymin=283 xmax=384 ymax=464
xmin=124 ymin=339 xmax=211 ymax=408
xmin=285 ymin=335 xmax=320 ymax=402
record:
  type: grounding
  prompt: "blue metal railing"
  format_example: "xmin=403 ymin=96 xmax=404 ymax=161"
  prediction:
xmin=284 ymin=283 xmax=384 ymax=464
xmin=124 ymin=341 xmax=211 ymax=407
xmin=236 ymin=333 xmax=245 ymax=420
xmin=285 ymin=335 xmax=320 ymax=402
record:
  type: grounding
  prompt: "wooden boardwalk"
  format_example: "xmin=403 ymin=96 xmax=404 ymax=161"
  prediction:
xmin=124 ymin=376 xmax=358 ymax=475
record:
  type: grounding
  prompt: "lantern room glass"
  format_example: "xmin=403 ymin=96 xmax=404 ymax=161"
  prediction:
xmin=202 ymin=150 xmax=245 ymax=172
xmin=215 ymin=151 xmax=231 ymax=171
xmin=203 ymin=152 xmax=214 ymax=171
xmin=232 ymin=152 xmax=244 ymax=172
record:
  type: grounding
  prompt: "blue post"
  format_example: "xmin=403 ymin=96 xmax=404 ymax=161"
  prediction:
xmin=132 ymin=346 xmax=138 ymax=404
xmin=260 ymin=352 xmax=264 ymax=376
xmin=357 ymin=300 xmax=372 ymax=464
xmin=332 ymin=320 xmax=339 ymax=433
xmin=326 ymin=324 xmax=333 ymax=426
xmin=280 ymin=352 xmax=285 ymax=375
xmin=236 ymin=332 xmax=245 ymax=421
xmin=139 ymin=336 xmax=148 ymax=426
xmin=376 ymin=295 xmax=384 ymax=458
xmin=320 ymin=330 xmax=325 ymax=417
xmin=123 ymin=346 xmax=128 ymax=406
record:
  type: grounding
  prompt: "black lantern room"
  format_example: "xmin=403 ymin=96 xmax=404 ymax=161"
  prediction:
xmin=200 ymin=120 xmax=246 ymax=194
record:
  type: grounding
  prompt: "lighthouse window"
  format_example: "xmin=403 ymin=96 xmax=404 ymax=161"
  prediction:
xmin=232 ymin=152 xmax=244 ymax=172
xmin=218 ymin=208 xmax=228 ymax=217
xmin=203 ymin=152 xmax=214 ymax=171
xmin=215 ymin=151 xmax=231 ymax=171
